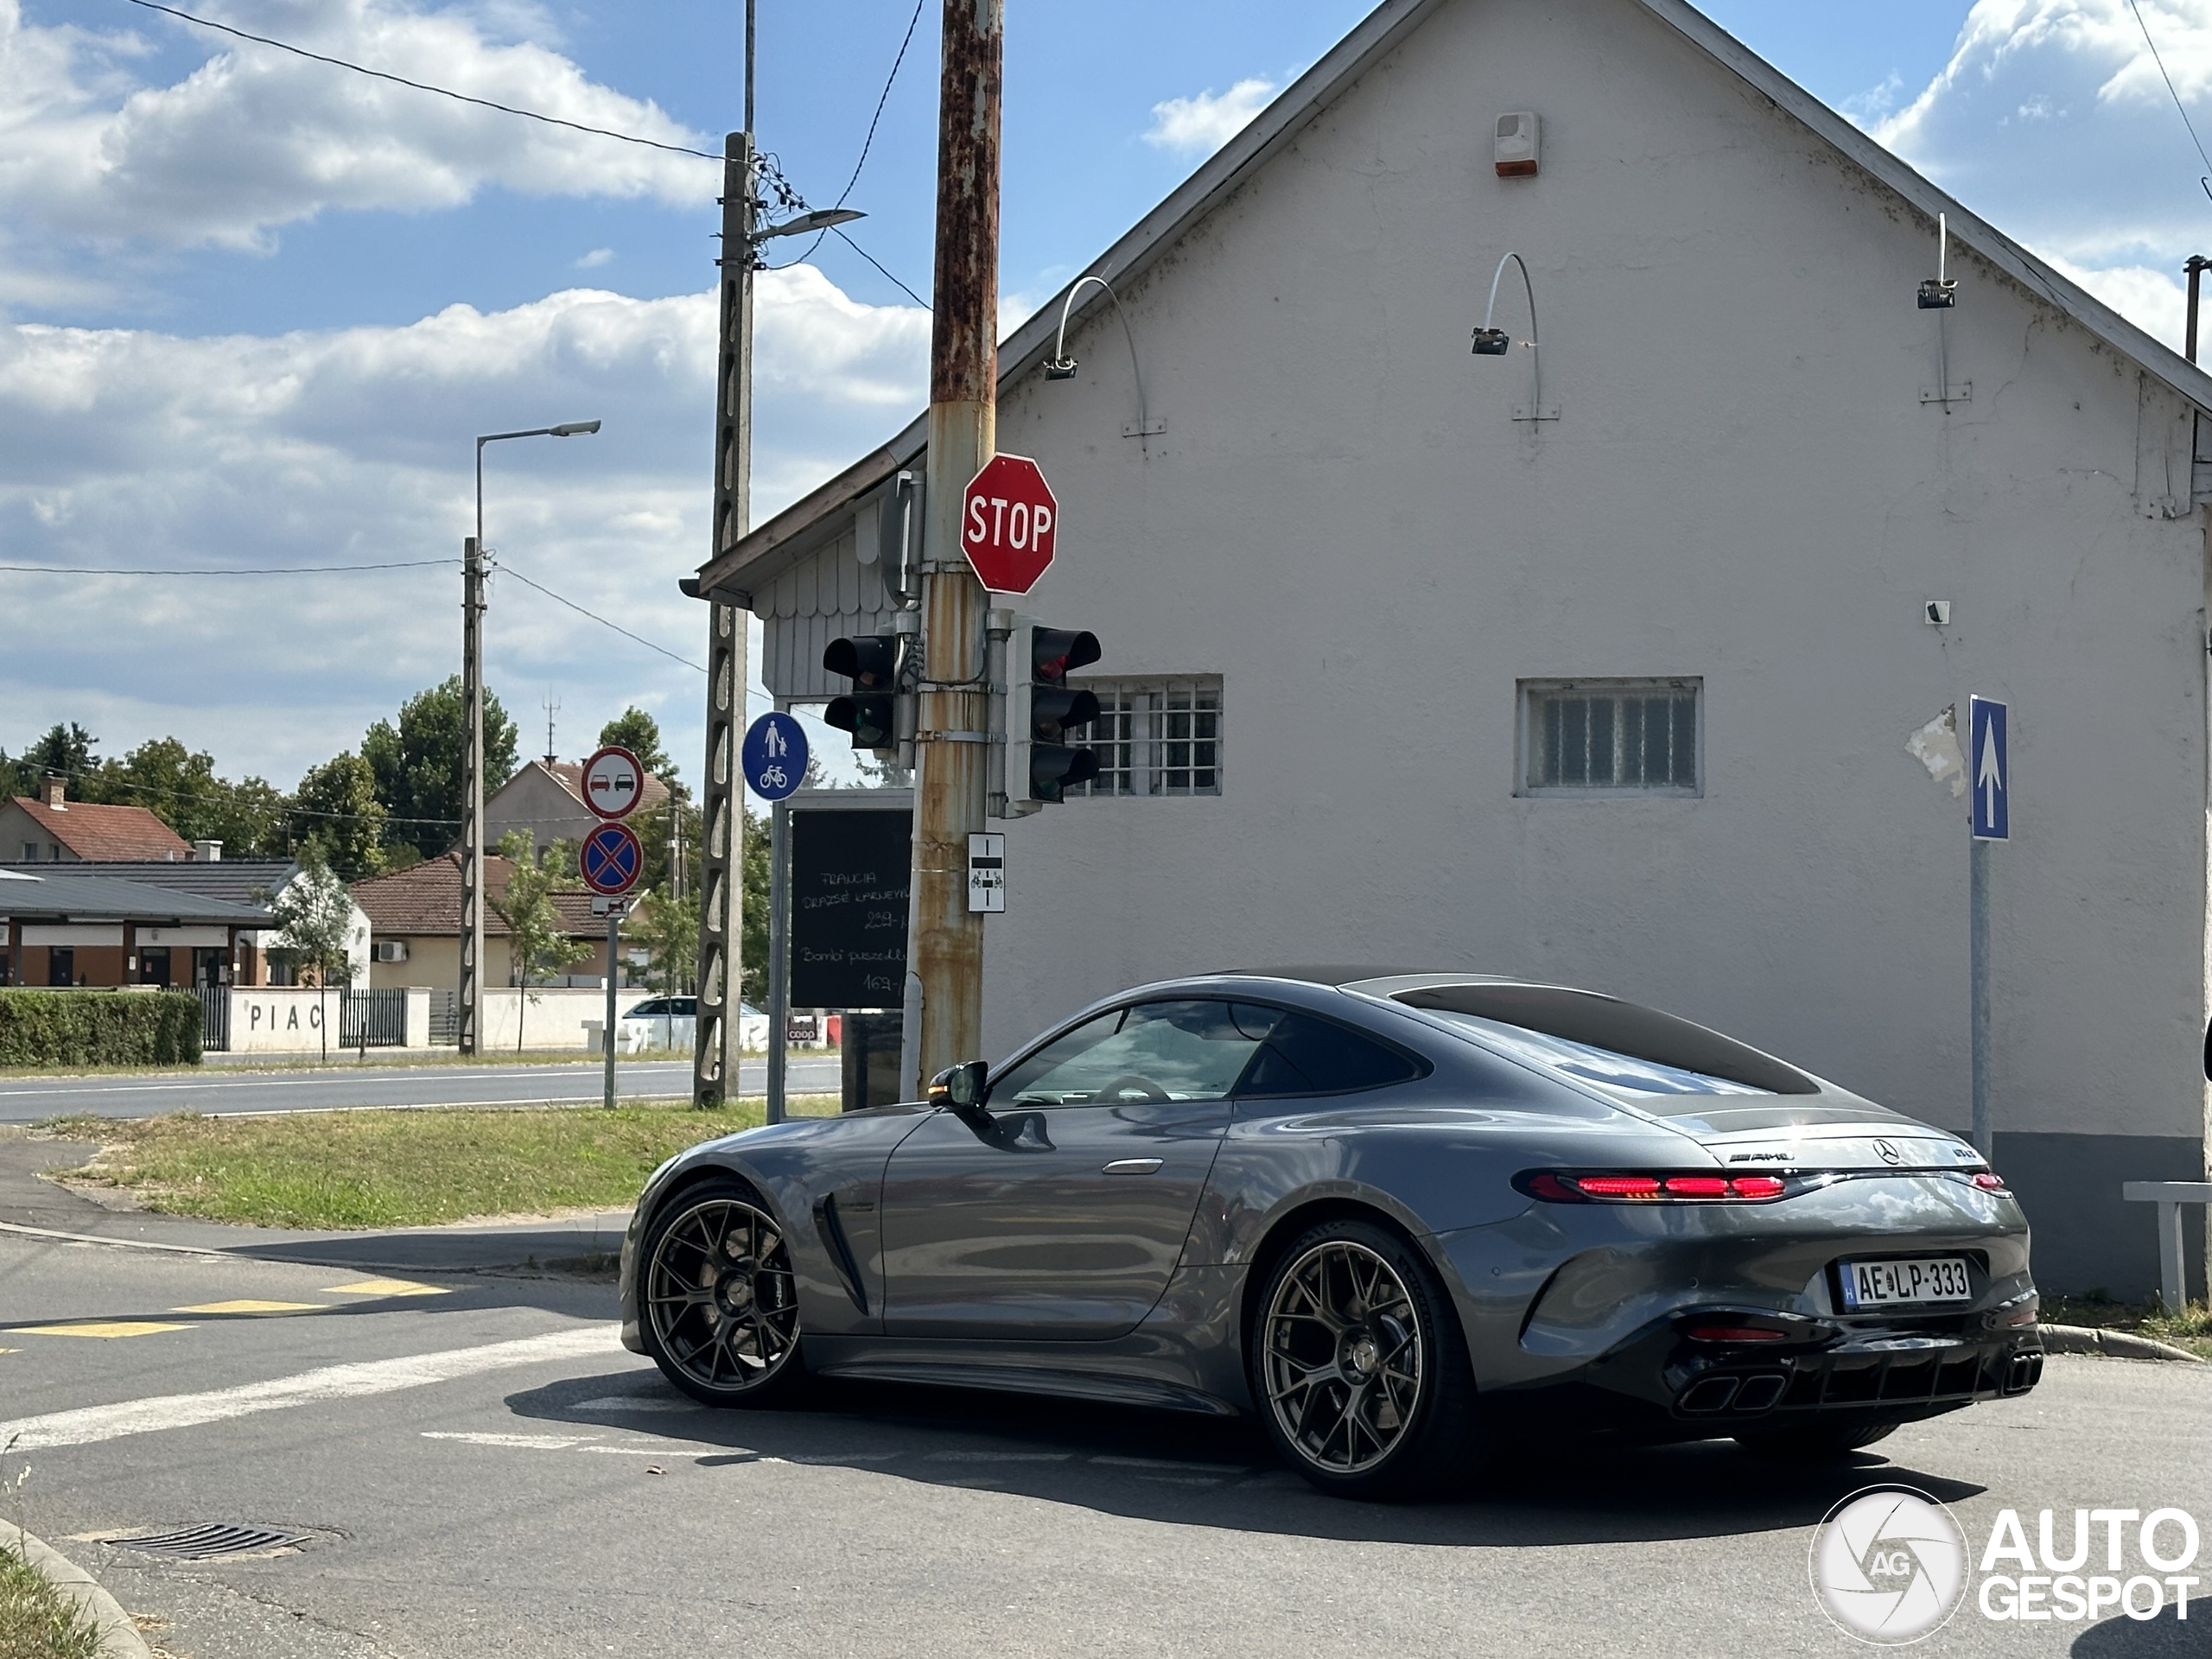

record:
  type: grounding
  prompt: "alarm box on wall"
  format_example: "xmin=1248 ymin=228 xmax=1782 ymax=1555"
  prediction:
xmin=1495 ymin=111 xmax=1539 ymax=176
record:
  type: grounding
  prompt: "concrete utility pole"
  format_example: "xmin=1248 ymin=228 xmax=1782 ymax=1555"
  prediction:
xmin=690 ymin=10 xmax=759 ymax=1110
xmin=906 ymin=0 xmax=1004 ymax=1090
xmin=459 ymin=535 xmax=486 ymax=1056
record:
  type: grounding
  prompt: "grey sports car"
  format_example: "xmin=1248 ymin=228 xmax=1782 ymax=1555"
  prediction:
xmin=619 ymin=970 xmax=2043 ymax=1499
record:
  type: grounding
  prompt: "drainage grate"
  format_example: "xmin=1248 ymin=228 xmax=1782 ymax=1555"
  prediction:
xmin=118 ymin=1525 xmax=308 ymax=1560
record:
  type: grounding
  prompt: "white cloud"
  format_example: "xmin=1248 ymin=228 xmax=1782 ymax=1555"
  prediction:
xmin=1142 ymin=77 xmax=1277 ymax=156
xmin=1840 ymin=71 xmax=1906 ymax=130
xmin=574 ymin=248 xmax=613 ymax=269
xmin=0 ymin=0 xmax=715 ymax=257
xmin=1867 ymin=0 xmax=2212 ymax=351
xmin=0 ymin=265 xmax=929 ymax=784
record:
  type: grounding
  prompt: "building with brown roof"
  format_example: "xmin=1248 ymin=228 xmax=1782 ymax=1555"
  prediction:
xmin=349 ymin=853 xmax=613 ymax=994
xmin=0 ymin=777 xmax=194 ymax=863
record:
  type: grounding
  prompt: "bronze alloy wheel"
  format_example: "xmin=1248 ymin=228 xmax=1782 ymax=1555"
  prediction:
xmin=1262 ymin=1236 xmax=1427 ymax=1476
xmin=643 ymin=1183 xmax=803 ymax=1404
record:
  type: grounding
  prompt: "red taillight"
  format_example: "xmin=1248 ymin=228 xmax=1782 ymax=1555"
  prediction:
xmin=1686 ymin=1325 xmax=1788 ymax=1343
xmin=1970 ymin=1173 xmax=2009 ymax=1193
xmin=1525 ymin=1171 xmax=1795 ymax=1203
xmin=1573 ymin=1174 xmax=1665 ymax=1198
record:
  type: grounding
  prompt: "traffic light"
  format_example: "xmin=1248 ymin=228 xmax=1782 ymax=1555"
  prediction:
xmin=823 ymin=632 xmax=912 ymax=754
xmin=1008 ymin=620 xmax=1102 ymax=809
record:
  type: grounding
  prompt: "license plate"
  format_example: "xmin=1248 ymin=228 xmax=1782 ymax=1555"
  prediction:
xmin=1839 ymin=1256 xmax=1973 ymax=1309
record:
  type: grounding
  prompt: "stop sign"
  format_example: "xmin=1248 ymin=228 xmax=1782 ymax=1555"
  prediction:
xmin=961 ymin=453 xmax=1058 ymax=594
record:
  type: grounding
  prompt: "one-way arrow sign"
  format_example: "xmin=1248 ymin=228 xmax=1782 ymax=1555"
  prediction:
xmin=1969 ymin=696 xmax=2008 ymax=840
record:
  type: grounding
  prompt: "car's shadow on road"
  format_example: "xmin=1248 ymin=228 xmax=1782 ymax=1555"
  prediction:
xmin=2072 ymin=1605 xmax=2200 ymax=1657
xmin=504 ymin=1367 xmax=1986 ymax=1547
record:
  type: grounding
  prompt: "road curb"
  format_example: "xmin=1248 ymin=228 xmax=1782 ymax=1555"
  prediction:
xmin=2040 ymin=1322 xmax=2206 ymax=1363
xmin=0 ymin=1521 xmax=154 ymax=1659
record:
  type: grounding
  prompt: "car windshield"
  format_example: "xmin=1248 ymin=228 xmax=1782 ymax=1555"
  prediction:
xmin=1392 ymin=983 xmax=1817 ymax=1101
xmin=626 ymin=1000 xmax=665 ymax=1016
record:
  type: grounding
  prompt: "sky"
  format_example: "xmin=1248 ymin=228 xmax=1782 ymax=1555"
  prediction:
xmin=4 ymin=0 xmax=2212 ymax=797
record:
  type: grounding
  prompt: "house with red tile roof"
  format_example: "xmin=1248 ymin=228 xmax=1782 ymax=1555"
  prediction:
xmin=348 ymin=853 xmax=613 ymax=994
xmin=0 ymin=777 xmax=194 ymax=863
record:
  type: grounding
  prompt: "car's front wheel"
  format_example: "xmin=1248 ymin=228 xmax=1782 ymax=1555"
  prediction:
xmin=1250 ymin=1217 xmax=1481 ymax=1500
xmin=639 ymin=1178 xmax=808 ymax=1408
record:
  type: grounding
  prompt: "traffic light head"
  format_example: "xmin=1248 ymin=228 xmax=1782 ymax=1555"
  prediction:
xmin=1005 ymin=619 xmax=1103 ymax=811
xmin=823 ymin=632 xmax=909 ymax=752
xmin=1027 ymin=626 xmax=1100 ymax=685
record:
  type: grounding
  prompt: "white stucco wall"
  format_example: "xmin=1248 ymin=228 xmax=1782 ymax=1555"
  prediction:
xmin=958 ymin=0 xmax=2207 ymax=1162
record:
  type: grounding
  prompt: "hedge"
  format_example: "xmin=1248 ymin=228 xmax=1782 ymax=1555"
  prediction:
xmin=0 ymin=989 xmax=204 ymax=1067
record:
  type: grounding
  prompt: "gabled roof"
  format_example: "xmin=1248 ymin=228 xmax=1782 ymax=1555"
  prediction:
xmin=0 ymin=871 xmax=273 ymax=925
xmin=694 ymin=0 xmax=2212 ymax=600
xmin=348 ymin=854 xmax=604 ymax=939
xmin=535 ymin=759 xmax=671 ymax=814
xmin=0 ymin=858 xmax=302 ymax=906
xmin=3 ymin=795 xmax=194 ymax=861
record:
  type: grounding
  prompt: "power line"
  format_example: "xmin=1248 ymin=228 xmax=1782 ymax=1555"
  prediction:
xmin=0 ymin=558 xmax=459 ymax=576
xmin=835 ymin=227 xmax=930 ymax=308
xmin=836 ymin=0 xmax=927 ymax=210
xmin=124 ymin=0 xmax=722 ymax=163
xmin=2128 ymin=0 xmax=2212 ymax=181
xmin=35 ymin=766 xmax=461 ymax=829
xmin=492 ymin=559 xmax=708 ymax=673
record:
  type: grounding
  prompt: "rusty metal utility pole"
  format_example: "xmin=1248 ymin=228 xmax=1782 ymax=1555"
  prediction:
xmin=690 ymin=10 xmax=759 ymax=1109
xmin=906 ymin=0 xmax=1002 ymax=1090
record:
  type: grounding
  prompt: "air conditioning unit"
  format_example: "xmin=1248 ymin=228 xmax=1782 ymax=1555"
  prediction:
xmin=372 ymin=940 xmax=410 ymax=963
xmin=1495 ymin=111 xmax=1539 ymax=177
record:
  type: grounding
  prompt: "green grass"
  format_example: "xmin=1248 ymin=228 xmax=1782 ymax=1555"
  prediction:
xmin=46 ymin=1096 xmax=842 ymax=1230
xmin=0 ymin=1046 xmax=784 ymax=1080
xmin=2041 ymin=1293 xmax=2212 ymax=1359
xmin=0 ymin=1546 xmax=102 ymax=1659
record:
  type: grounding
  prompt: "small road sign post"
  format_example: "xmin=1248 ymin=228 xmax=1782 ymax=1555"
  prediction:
xmin=743 ymin=712 xmax=808 ymax=802
xmin=581 ymin=745 xmax=646 ymax=819
xmin=967 ymin=833 xmax=1005 ymax=913
xmin=579 ymin=814 xmax=643 ymax=1114
xmin=1967 ymin=696 xmax=2008 ymax=1159
xmin=961 ymin=454 xmax=1058 ymax=594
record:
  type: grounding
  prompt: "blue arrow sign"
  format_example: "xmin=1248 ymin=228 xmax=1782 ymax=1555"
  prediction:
xmin=1969 ymin=696 xmax=2008 ymax=841
xmin=742 ymin=711 xmax=808 ymax=803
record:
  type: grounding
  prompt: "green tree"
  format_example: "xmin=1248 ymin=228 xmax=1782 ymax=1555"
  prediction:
xmin=84 ymin=737 xmax=287 ymax=855
xmin=738 ymin=807 xmax=770 ymax=1004
xmin=0 ymin=746 xmax=34 ymax=801
xmin=631 ymin=880 xmax=700 ymax=1001
xmin=596 ymin=707 xmax=675 ymax=785
xmin=292 ymin=753 xmax=388 ymax=879
xmin=26 ymin=721 xmax=97 ymax=785
xmin=265 ymin=842 xmax=358 ymax=1063
xmin=488 ymin=830 xmax=588 ymax=1051
xmin=363 ymin=677 xmax=518 ymax=861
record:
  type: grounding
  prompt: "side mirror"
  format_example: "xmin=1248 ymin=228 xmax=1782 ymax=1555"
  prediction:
xmin=928 ymin=1060 xmax=993 ymax=1131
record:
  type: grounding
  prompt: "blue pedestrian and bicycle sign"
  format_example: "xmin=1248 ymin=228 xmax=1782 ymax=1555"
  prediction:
xmin=580 ymin=821 xmax=644 ymax=895
xmin=1969 ymin=696 xmax=2008 ymax=841
xmin=742 ymin=711 xmax=808 ymax=802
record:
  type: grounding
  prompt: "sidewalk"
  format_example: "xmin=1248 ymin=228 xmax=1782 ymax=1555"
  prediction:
xmin=0 ymin=1128 xmax=632 ymax=1274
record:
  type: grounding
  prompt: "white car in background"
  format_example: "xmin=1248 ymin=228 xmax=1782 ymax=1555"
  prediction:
xmin=615 ymin=997 xmax=769 ymax=1054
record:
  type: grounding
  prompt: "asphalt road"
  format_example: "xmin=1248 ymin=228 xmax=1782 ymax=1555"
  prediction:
xmin=0 ymin=1211 xmax=2202 ymax=1657
xmin=0 ymin=1056 xmax=847 ymax=1124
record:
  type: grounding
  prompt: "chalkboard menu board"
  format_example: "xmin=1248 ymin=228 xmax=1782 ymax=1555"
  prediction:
xmin=790 ymin=808 xmax=911 ymax=1009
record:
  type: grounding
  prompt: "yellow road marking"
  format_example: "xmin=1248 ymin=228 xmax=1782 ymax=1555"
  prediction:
xmin=16 ymin=1322 xmax=194 ymax=1339
xmin=171 ymin=1300 xmax=329 ymax=1315
xmin=322 ymin=1278 xmax=449 ymax=1298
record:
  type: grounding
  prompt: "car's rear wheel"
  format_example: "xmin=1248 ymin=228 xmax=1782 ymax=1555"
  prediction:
xmin=1734 ymin=1421 xmax=1897 ymax=1460
xmin=1251 ymin=1218 xmax=1480 ymax=1500
xmin=639 ymin=1178 xmax=807 ymax=1408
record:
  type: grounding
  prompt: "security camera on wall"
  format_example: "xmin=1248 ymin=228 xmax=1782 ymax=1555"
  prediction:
xmin=1495 ymin=112 xmax=1539 ymax=177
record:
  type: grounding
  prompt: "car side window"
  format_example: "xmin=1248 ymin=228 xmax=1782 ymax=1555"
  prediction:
xmin=993 ymin=1001 xmax=1268 ymax=1105
xmin=1232 ymin=1007 xmax=1426 ymax=1098
xmin=629 ymin=999 xmax=665 ymax=1016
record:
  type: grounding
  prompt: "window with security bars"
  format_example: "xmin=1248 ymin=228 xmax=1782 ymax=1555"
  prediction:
xmin=1071 ymin=677 xmax=1223 ymax=797
xmin=1521 ymin=679 xmax=1701 ymax=796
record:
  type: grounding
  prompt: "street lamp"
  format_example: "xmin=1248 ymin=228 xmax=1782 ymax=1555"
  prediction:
xmin=1471 ymin=251 xmax=1555 ymax=424
xmin=1040 ymin=273 xmax=1160 ymax=438
xmin=457 ymin=419 xmax=601 ymax=1057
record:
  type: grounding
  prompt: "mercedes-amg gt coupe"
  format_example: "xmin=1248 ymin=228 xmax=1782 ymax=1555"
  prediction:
xmin=619 ymin=970 xmax=2042 ymax=1499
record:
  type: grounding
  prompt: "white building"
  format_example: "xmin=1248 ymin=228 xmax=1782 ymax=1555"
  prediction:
xmin=696 ymin=0 xmax=2212 ymax=1299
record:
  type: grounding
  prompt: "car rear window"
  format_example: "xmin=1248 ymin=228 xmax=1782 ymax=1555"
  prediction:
xmin=1391 ymin=984 xmax=1818 ymax=1099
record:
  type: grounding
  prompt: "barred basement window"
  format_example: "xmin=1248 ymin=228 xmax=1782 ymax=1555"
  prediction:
xmin=1071 ymin=677 xmax=1223 ymax=797
xmin=1521 ymin=678 xmax=1701 ymax=796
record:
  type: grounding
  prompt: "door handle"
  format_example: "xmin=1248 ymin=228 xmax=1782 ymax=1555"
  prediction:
xmin=1102 ymin=1157 xmax=1164 ymax=1175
